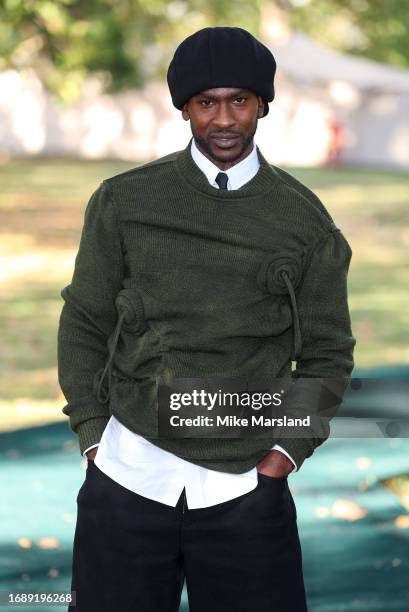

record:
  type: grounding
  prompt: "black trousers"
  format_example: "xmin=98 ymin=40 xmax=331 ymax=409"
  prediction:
xmin=69 ymin=459 xmax=308 ymax=611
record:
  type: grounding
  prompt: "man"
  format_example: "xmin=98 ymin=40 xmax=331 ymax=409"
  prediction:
xmin=58 ymin=27 xmax=355 ymax=612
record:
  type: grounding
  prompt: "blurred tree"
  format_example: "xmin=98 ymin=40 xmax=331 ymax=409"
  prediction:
xmin=0 ymin=0 xmax=260 ymax=103
xmin=1 ymin=0 xmax=407 ymax=105
xmin=284 ymin=0 xmax=409 ymax=69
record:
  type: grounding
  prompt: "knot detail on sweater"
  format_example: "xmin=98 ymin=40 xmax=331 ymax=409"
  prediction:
xmin=115 ymin=288 xmax=147 ymax=334
xmin=94 ymin=288 xmax=147 ymax=403
xmin=257 ymin=254 xmax=303 ymax=360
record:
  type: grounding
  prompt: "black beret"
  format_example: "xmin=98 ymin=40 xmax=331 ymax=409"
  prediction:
xmin=167 ymin=27 xmax=276 ymax=118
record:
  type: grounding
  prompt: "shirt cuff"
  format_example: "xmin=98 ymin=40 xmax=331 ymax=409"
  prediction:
xmin=82 ymin=443 xmax=100 ymax=458
xmin=271 ymin=444 xmax=298 ymax=472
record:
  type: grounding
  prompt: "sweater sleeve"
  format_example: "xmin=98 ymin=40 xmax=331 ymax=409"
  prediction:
xmin=274 ymin=228 xmax=356 ymax=471
xmin=57 ymin=180 xmax=124 ymax=455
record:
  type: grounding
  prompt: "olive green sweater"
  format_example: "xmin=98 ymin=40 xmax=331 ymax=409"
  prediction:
xmin=57 ymin=139 xmax=356 ymax=473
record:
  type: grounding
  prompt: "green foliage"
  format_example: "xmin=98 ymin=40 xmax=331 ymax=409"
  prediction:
xmin=2 ymin=0 xmax=407 ymax=103
xmin=286 ymin=0 xmax=409 ymax=69
xmin=0 ymin=0 xmax=261 ymax=103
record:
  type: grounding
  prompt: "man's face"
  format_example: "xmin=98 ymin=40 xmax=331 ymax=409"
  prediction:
xmin=182 ymin=88 xmax=265 ymax=170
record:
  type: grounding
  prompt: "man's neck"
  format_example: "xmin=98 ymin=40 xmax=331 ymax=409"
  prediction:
xmin=190 ymin=138 xmax=259 ymax=191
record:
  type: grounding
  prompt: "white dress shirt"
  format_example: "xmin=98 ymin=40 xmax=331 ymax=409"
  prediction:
xmin=84 ymin=138 xmax=297 ymax=509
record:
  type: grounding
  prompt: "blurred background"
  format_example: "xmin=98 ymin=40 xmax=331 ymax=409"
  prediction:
xmin=1 ymin=0 xmax=409 ymax=610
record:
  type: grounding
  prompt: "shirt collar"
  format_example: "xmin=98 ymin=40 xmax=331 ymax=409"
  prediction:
xmin=190 ymin=138 xmax=260 ymax=191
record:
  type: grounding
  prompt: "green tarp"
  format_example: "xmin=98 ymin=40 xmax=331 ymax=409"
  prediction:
xmin=1 ymin=366 xmax=409 ymax=611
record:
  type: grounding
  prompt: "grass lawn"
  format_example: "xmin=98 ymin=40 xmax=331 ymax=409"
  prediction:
xmin=0 ymin=156 xmax=408 ymax=427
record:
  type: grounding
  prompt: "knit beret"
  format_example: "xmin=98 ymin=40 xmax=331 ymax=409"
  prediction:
xmin=167 ymin=27 xmax=276 ymax=118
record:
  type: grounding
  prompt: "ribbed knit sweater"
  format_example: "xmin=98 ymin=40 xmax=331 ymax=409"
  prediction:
xmin=58 ymin=139 xmax=356 ymax=474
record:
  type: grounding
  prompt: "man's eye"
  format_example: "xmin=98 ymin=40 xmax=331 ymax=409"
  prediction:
xmin=200 ymin=99 xmax=213 ymax=106
xmin=234 ymin=96 xmax=246 ymax=104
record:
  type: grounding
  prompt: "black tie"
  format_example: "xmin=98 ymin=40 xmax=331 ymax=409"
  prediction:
xmin=215 ymin=172 xmax=229 ymax=190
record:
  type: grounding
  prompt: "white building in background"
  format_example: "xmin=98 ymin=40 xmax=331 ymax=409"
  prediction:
xmin=0 ymin=29 xmax=408 ymax=169
xmin=266 ymin=30 xmax=409 ymax=169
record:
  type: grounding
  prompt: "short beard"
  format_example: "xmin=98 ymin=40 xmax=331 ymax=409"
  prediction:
xmin=191 ymin=119 xmax=258 ymax=166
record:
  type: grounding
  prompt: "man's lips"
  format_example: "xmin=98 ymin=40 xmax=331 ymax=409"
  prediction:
xmin=210 ymin=134 xmax=241 ymax=148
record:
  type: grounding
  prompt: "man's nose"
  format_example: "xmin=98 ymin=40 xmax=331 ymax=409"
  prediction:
xmin=213 ymin=102 xmax=236 ymax=129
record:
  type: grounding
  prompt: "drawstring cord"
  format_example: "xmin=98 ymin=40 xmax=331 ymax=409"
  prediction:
xmin=256 ymin=253 xmax=303 ymax=362
xmin=94 ymin=310 xmax=127 ymax=404
xmin=280 ymin=270 xmax=302 ymax=361
xmin=93 ymin=287 xmax=146 ymax=404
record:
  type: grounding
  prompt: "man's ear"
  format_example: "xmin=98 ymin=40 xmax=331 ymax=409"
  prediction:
xmin=257 ymin=96 xmax=265 ymax=118
xmin=182 ymin=103 xmax=190 ymax=121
